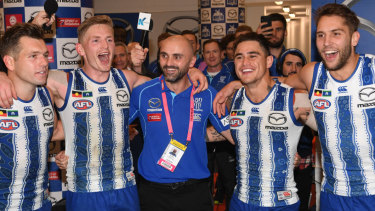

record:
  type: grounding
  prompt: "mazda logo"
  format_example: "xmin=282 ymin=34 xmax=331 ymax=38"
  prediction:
xmin=148 ymin=98 xmax=161 ymax=108
xmin=164 ymin=16 xmax=199 ymax=35
xmin=84 ymin=12 xmax=93 ymax=21
xmin=202 ymin=10 xmax=210 ymax=19
xmin=116 ymin=90 xmax=129 ymax=102
xmin=359 ymin=87 xmax=375 ymax=102
xmin=228 ymin=9 xmax=237 ymax=18
xmin=213 ymin=25 xmax=224 ymax=34
xmin=62 ymin=42 xmax=78 ymax=59
xmin=43 ymin=108 xmax=53 ymax=121
xmin=268 ymin=113 xmax=287 ymax=125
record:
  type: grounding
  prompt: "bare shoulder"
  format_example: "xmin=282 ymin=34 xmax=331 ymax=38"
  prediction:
xmin=48 ymin=70 xmax=68 ymax=87
xmin=120 ymin=69 xmax=150 ymax=91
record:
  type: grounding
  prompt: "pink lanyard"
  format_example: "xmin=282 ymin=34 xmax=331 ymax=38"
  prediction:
xmin=160 ymin=77 xmax=195 ymax=146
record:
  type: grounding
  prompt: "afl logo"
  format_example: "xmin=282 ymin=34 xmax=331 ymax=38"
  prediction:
xmin=0 ymin=119 xmax=19 ymax=131
xmin=73 ymin=100 xmax=94 ymax=110
xmin=313 ymin=99 xmax=331 ymax=110
xmin=230 ymin=118 xmax=243 ymax=127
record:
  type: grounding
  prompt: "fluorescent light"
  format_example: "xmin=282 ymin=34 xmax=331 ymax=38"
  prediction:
xmin=282 ymin=6 xmax=290 ymax=13
xmin=289 ymin=13 xmax=295 ymax=18
xmin=275 ymin=1 xmax=283 ymax=5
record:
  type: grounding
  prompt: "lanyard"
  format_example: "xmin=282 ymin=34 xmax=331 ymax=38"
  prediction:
xmin=160 ymin=77 xmax=195 ymax=146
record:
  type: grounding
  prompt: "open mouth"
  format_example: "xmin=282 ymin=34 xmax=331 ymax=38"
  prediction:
xmin=98 ymin=52 xmax=110 ymax=64
xmin=324 ymin=50 xmax=338 ymax=61
xmin=242 ymin=68 xmax=255 ymax=73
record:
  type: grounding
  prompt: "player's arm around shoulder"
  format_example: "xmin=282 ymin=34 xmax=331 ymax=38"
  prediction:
xmin=47 ymin=70 xmax=69 ymax=108
xmin=46 ymin=85 xmax=64 ymax=142
xmin=292 ymin=89 xmax=317 ymax=131
xmin=121 ymin=68 xmax=150 ymax=92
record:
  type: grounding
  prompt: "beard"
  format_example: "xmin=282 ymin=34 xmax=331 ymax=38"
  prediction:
xmin=321 ymin=42 xmax=352 ymax=71
xmin=267 ymin=36 xmax=284 ymax=48
xmin=162 ymin=65 xmax=188 ymax=83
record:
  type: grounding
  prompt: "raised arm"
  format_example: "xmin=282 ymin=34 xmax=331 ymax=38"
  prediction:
xmin=213 ymin=80 xmax=242 ymax=117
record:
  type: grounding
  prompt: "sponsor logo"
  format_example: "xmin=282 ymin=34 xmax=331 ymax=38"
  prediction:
xmin=62 ymin=42 xmax=78 ymax=59
xmin=6 ymin=14 xmax=22 ymax=29
xmin=251 ymin=108 xmax=259 ymax=113
xmin=359 ymin=87 xmax=375 ymax=102
xmin=147 ymin=113 xmax=161 ymax=122
xmin=148 ymin=98 xmax=161 ymax=108
xmin=5 ymin=0 xmax=22 ymax=3
xmin=230 ymin=118 xmax=243 ymax=127
xmin=24 ymin=106 xmax=33 ymax=113
xmin=42 ymin=108 xmax=54 ymax=121
xmin=57 ymin=18 xmax=80 ymax=27
xmin=221 ymin=115 xmax=230 ymax=126
xmin=46 ymin=45 xmax=55 ymax=63
xmin=202 ymin=10 xmax=210 ymax=19
xmin=213 ymin=25 xmax=224 ymax=34
xmin=268 ymin=113 xmax=287 ymax=125
xmin=0 ymin=119 xmax=19 ymax=131
xmin=194 ymin=98 xmax=203 ymax=111
xmin=228 ymin=9 xmax=237 ymax=18
xmin=84 ymin=12 xmax=93 ymax=21
xmin=98 ymin=87 xmax=107 ymax=93
xmin=265 ymin=125 xmax=288 ymax=130
xmin=116 ymin=90 xmax=129 ymax=102
xmin=313 ymin=99 xmax=331 ymax=110
xmin=338 ymin=86 xmax=348 ymax=93
xmin=72 ymin=100 xmax=93 ymax=110
xmin=194 ymin=113 xmax=201 ymax=122
xmin=227 ymin=0 xmax=237 ymax=6
xmin=49 ymin=171 xmax=59 ymax=180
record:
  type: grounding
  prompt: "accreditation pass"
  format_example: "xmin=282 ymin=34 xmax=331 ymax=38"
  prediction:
xmin=157 ymin=139 xmax=187 ymax=172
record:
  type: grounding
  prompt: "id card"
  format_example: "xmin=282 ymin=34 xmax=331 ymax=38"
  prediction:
xmin=277 ymin=190 xmax=292 ymax=200
xmin=157 ymin=139 xmax=187 ymax=172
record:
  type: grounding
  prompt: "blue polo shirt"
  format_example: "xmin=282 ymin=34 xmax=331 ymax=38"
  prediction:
xmin=129 ymin=76 xmax=229 ymax=183
xmin=203 ymin=62 xmax=237 ymax=91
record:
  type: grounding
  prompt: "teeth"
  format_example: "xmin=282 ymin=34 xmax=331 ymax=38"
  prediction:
xmin=325 ymin=51 xmax=337 ymax=55
xmin=242 ymin=69 xmax=254 ymax=72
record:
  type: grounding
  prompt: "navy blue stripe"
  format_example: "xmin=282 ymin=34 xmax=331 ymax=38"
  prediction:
xmin=271 ymin=131 xmax=288 ymax=206
xmin=232 ymin=89 xmax=244 ymax=110
xmin=37 ymin=87 xmax=49 ymax=107
xmin=273 ymin=85 xmax=286 ymax=111
xmin=73 ymin=112 xmax=89 ymax=191
xmin=247 ymin=116 xmax=262 ymax=204
xmin=74 ymin=70 xmax=85 ymax=91
xmin=337 ymin=96 xmax=364 ymax=195
xmin=361 ymin=57 xmax=374 ymax=86
xmin=122 ymin=108 xmax=132 ymax=173
xmin=0 ymin=133 xmax=15 ymax=210
xmin=317 ymin=65 xmax=329 ymax=89
xmin=98 ymin=96 xmax=115 ymax=191
xmin=22 ymin=116 xmax=40 ymax=210
xmin=111 ymin=69 xmax=125 ymax=89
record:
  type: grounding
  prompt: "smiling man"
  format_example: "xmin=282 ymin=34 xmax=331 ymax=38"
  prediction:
xmin=228 ymin=32 xmax=313 ymax=211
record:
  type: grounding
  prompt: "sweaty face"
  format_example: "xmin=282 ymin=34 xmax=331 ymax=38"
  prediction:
xmin=203 ymin=42 xmax=222 ymax=68
xmin=267 ymin=21 xmax=286 ymax=48
xmin=234 ymin=40 xmax=272 ymax=86
xmin=78 ymin=24 xmax=115 ymax=73
xmin=159 ymin=36 xmax=195 ymax=83
xmin=113 ymin=45 xmax=128 ymax=70
xmin=316 ymin=15 xmax=354 ymax=71
xmin=12 ymin=37 xmax=49 ymax=86
xmin=282 ymin=54 xmax=303 ymax=76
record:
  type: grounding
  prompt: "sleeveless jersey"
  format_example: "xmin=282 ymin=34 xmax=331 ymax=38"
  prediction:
xmin=0 ymin=87 xmax=54 ymax=210
xmin=58 ymin=68 xmax=135 ymax=192
xmin=230 ymin=83 xmax=303 ymax=207
xmin=310 ymin=54 xmax=375 ymax=196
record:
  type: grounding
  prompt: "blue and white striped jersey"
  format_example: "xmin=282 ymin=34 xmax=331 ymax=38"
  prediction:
xmin=310 ymin=54 xmax=375 ymax=196
xmin=0 ymin=87 xmax=54 ymax=210
xmin=58 ymin=68 xmax=135 ymax=192
xmin=230 ymin=83 xmax=303 ymax=207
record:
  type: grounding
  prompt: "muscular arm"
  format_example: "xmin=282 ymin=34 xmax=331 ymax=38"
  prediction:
xmin=206 ymin=126 xmax=234 ymax=145
xmin=213 ymin=80 xmax=242 ymax=117
xmin=293 ymin=90 xmax=317 ymax=131
xmin=121 ymin=69 xmax=150 ymax=92
xmin=282 ymin=62 xmax=316 ymax=92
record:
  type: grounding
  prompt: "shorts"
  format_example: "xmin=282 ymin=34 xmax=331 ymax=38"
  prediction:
xmin=66 ymin=185 xmax=140 ymax=211
xmin=35 ymin=200 xmax=52 ymax=211
xmin=229 ymin=194 xmax=300 ymax=211
xmin=320 ymin=191 xmax=375 ymax=211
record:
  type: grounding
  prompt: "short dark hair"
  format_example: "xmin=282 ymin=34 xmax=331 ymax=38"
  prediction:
xmin=234 ymin=25 xmax=253 ymax=35
xmin=269 ymin=13 xmax=287 ymax=30
xmin=113 ymin=26 xmax=127 ymax=44
xmin=203 ymin=39 xmax=221 ymax=51
xmin=0 ymin=23 xmax=44 ymax=60
xmin=181 ymin=30 xmax=197 ymax=43
xmin=78 ymin=15 xmax=113 ymax=43
xmin=158 ymin=32 xmax=172 ymax=44
xmin=233 ymin=32 xmax=270 ymax=56
xmin=315 ymin=3 xmax=359 ymax=34
xmin=220 ymin=34 xmax=235 ymax=50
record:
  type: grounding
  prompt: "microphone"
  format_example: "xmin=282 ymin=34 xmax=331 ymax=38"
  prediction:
xmin=140 ymin=19 xmax=153 ymax=48
xmin=43 ymin=0 xmax=58 ymax=30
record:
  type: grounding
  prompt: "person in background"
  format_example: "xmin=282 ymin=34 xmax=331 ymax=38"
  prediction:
xmin=113 ymin=41 xmax=131 ymax=70
xmin=147 ymin=32 xmax=172 ymax=77
xmin=234 ymin=25 xmax=253 ymax=38
xmin=220 ymin=33 xmax=236 ymax=63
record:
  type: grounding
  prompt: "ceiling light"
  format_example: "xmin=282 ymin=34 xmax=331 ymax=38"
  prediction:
xmin=289 ymin=13 xmax=295 ymax=18
xmin=282 ymin=6 xmax=290 ymax=13
xmin=275 ymin=1 xmax=283 ymax=5
xmin=286 ymin=18 xmax=291 ymax=22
